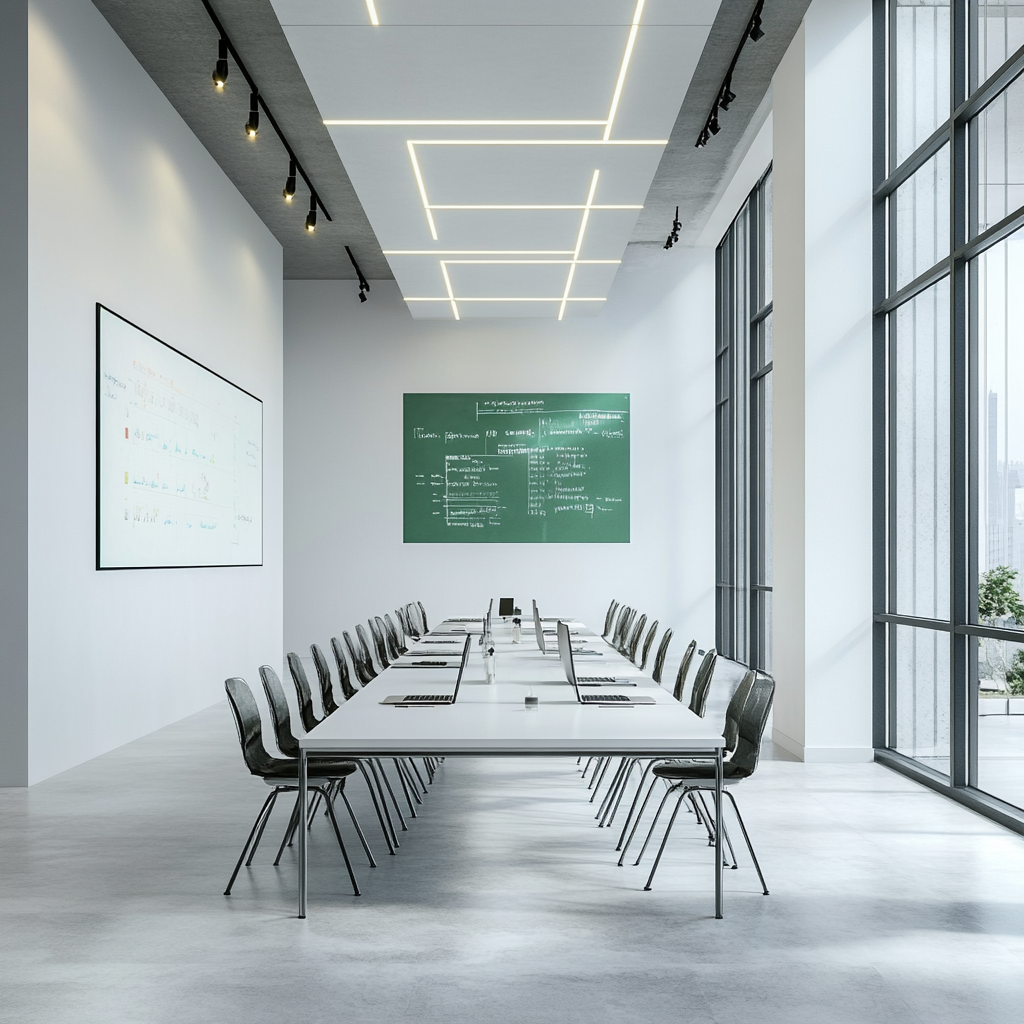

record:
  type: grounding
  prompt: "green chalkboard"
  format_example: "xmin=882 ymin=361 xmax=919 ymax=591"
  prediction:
xmin=403 ymin=393 xmax=630 ymax=544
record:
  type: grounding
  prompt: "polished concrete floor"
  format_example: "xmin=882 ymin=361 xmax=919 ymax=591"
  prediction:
xmin=4 ymin=699 xmax=1024 ymax=1024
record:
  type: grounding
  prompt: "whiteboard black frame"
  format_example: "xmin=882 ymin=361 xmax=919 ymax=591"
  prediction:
xmin=95 ymin=303 xmax=264 ymax=571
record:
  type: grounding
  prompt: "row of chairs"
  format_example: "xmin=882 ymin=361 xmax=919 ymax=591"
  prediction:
xmin=222 ymin=601 xmax=434 ymax=898
xmin=588 ymin=597 xmax=774 ymax=893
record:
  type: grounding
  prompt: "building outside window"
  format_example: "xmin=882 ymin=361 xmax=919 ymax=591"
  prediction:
xmin=876 ymin=0 xmax=1024 ymax=827
xmin=716 ymin=167 xmax=773 ymax=674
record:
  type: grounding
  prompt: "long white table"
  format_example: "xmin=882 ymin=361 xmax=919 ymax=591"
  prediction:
xmin=297 ymin=618 xmax=726 ymax=917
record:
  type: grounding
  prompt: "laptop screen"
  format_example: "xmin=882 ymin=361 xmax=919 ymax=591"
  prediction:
xmin=533 ymin=600 xmax=546 ymax=653
xmin=450 ymin=635 xmax=472 ymax=703
xmin=498 ymin=597 xmax=514 ymax=617
xmin=557 ymin=621 xmax=582 ymax=702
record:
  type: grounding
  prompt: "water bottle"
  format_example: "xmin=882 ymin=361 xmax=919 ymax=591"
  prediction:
xmin=511 ymin=609 xmax=522 ymax=643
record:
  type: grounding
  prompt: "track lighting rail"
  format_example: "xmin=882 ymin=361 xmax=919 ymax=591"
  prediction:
xmin=198 ymin=0 xmax=332 ymax=223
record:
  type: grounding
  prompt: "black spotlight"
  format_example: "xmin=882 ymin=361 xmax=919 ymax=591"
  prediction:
xmin=749 ymin=14 xmax=764 ymax=41
xmin=283 ymin=159 xmax=297 ymax=202
xmin=708 ymin=110 xmax=721 ymax=135
xmin=664 ymin=205 xmax=682 ymax=249
xmin=719 ymin=79 xmax=736 ymax=111
xmin=245 ymin=92 xmax=259 ymax=138
xmin=359 ymin=286 xmax=368 ymax=303
xmin=212 ymin=39 xmax=229 ymax=89
xmin=305 ymin=195 xmax=317 ymax=233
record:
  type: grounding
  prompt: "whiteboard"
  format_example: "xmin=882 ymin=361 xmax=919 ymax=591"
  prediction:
xmin=96 ymin=305 xmax=263 ymax=569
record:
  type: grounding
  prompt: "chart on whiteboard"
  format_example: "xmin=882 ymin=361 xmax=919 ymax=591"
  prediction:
xmin=97 ymin=305 xmax=263 ymax=568
xmin=403 ymin=393 xmax=629 ymax=543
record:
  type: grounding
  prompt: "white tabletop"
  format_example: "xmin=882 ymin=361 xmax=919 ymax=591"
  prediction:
xmin=300 ymin=619 xmax=724 ymax=757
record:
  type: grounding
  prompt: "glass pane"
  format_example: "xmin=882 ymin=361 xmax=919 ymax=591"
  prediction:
xmin=972 ymin=0 xmax=1024 ymax=91
xmin=893 ymin=278 xmax=951 ymax=618
xmin=761 ymin=172 xmax=773 ymax=308
xmin=894 ymin=624 xmax=951 ymax=773
xmin=974 ymin=229 xmax=1024 ymax=625
xmin=894 ymin=1 xmax=951 ymax=166
xmin=894 ymin=144 xmax=950 ymax=290
xmin=972 ymin=72 xmax=1024 ymax=236
xmin=975 ymin=632 xmax=1024 ymax=808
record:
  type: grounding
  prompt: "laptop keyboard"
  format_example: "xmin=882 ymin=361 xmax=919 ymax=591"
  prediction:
xmin=578 ymin=676 xmax=615 ymax=682
xmin=408 ymin=660 xmax=448 ymax=665
xmin=581 ymin=693 xmax=630 ymax=702
xmin=402 ymin=694 xmax=452 ymax=702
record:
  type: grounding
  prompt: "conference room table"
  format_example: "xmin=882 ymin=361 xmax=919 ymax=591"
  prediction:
xmin=297 ymin=617 xmax=727 ymax=918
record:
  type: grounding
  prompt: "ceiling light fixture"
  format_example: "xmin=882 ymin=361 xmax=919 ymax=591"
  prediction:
xmin=324 ymin=119 xmax=608 ymax=127
xmin=365 ymin=0 xmax=380 ymax=27
xmin=198 ymin=0 xmax=332 ymax=233
xmin=603 ymin=0 xmax=647 ymax=141
xmin=403 ymin=297 xmax=607 ymax=303
xmin=283 ymin=159 xmax=297 ymax=202
xmin=560 ymin=170 xmax=600 ymax=320
xmin=346 ymin=245 xmax=370 ymax=302
xmin=695 ymin=0 xmax=765 ymax=148
xmin=305 ymin=195 xmax=317 ymax=232
xmin=212 ymin=38 xmax=229 ymax=89
xmin=440 ymin=263 xmax=459 ymax=321
xmin=663 ymin=206 xmax=681 ymax=249
xmin=245 ymin=92 xmax=260 ymax=138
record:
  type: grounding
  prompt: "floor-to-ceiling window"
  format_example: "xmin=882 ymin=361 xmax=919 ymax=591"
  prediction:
xmin=716 ymin=167 xmax=773 ymax=673
xmin=875 ymin=0 xmax=1024 ymax=830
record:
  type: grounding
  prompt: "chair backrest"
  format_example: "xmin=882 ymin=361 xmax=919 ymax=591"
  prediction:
xmin=687 ymin=648 xmax=718 ymax=718
xmin=346 ymin=626 xmax=378 ymax=684
xmin=225 ymin=677 xmax=284 ymax=777
xmin=417 ymin=600 xmax=429 ymax=632
xmin=672 ymin=639 xmax=697 ymax=701
xmin=651 ymin=628 xmax=674 ymax=684
xmin=368 ymin=617 xmax=390 ymax=668
xmin=724 ymin=672 xmax=775 ymax=778
xmin=626 ymin=613 xmax=647 ymax=663
xmin=354 ymin=625 xmax=379 ymax=681
xmin=384 ymin=613 xmax=406 ymax=655
xmin=602 ymin=600 xmax=619 ymax=638
xmin=286 ymin=652 xmax=321 ymax=733
xmin=258 ymin=664 xmax=301 ymax=758
xmin=330 ymin=636 xmax=360 ymax=700
xmin=394 ymin=607 xmax=412 ymax=640
xmin=403 ymin=603 xmax=422 ymax=638
xmin=311 ymin=643 xmax=339 ymax=716
xmin=615 ymin=608 xmax=635 ymax=652
xmin=638 ymin=619 xmax=659 ymax=671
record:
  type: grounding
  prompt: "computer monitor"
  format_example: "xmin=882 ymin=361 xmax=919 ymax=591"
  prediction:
xmin=498 ymin=597 xmax=515 ymax=618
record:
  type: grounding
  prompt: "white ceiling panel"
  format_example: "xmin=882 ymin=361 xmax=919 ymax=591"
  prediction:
xmin=271 ymin=0 xmax=720 ymax=317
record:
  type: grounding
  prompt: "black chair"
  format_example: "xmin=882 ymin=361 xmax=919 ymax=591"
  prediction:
xmin=630 ymin=672 xmax=774 ymax=893
xmin=671 ymin=640 xmax=698 ymax=700
xmin=368 ymin=617 xmax=390 ymax=669
xmin=625 ymin=613 xmax=647 ymax=663
xmin=259 ymin=665 xmax=376 ymax=866
xmin=602 ymin=600 xmax=620 ymax=639
xmin=384 ymin=613 xmax=407 ymax=656
xmin=614 ymin=607 xmax=635 ymax=653
xmin=651 ymin=628 xmax=674 ymax=685
xmin=329 ymin=637 xmax=360 ymax=700
xmin=287 ymin=652 xmax=321 ymax=734
xmin=394 ymin=608 xmax=413 ymax=641
xmin=403 ymin=603 xmax=422 ymax=639
xmin=222 ymin=676 xmax=362 ymax=897
xmin=417 ymin=600 xmax=429 ymax=633
xmin=345 ymin=629 xmax=377 ymax=685
xmin=311 ymin=643 xmax=340 ymax=717
xmin=637 ymin=619 xmax=659 ymax=670
xmin=687 ymin=649 xmax=718 ymax=717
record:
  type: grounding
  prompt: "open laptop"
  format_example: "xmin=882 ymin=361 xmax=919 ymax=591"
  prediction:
xmin=381 ymin=635 xmax=472 ymax=705
xmin=533 ymin=601 xmax=598 ymax=656
xmin=498 ymin=597 xmax=515 ymax=618
xmin=558 ymin=622 xmax=654 ymax=704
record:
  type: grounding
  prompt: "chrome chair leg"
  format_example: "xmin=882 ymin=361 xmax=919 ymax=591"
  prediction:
xmin=633 ymin=783 xmax=681 ymax=866
xmin=245 ymin=788 xmax=281 ymax=866
xmin=725 ymin=790 xmax=769 ymax=894
xmin=616 ymin=759 xmax=660 ymax=850
xmin=408 ymin=758 xmax=429 ymax=794
xmin=392 ymin=758 xmax=418 ymax=817
xmin=337 ymin=784 xmax=376 ymax=867
xmin=374 ymin=759 xmax=408 ymax=832
xmin=643 ymin=788 xmax=689 ymax=891
xmin=618 ymin=777 xmax=665 ymax=866
xmin=595 ymin=759 xmax=625 ymax=817
xmin=589 ymin=756 xmax=615 ymax=802
xmin=224 ymin=789 xmax=278 ymax=895
xmin=274 ymin=795 xmax=303 ymax=865
xmin=602 ymin=758 xmax=641 ymax=828
xmin=359 ymin=761 xmax=396 ymax=854
xmin=599 ymin=758 xmax=636 ymax=826
xmin=319 ymin=785 xmax=361 ymax=896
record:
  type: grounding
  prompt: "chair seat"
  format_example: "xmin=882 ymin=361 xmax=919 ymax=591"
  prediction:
xmin=652 ymin=761 xmax=752 ymax=782
xmin=260 ymin=758 xmax=359 ymax=781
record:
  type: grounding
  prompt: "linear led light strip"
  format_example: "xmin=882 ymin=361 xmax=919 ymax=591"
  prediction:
xmin=331 ymin=0 xmax=646 ymax=141
xmin=560 ymin=170 xmax=599 ymax=320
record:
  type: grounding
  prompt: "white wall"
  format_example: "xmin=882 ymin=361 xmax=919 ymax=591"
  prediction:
xmin=771 ymin=0 xmax=874 ymax=762
xmin=23 ymin=0 xmax=284 ymax=784
xmin=282 ymin=247 xmax=716 ymax=660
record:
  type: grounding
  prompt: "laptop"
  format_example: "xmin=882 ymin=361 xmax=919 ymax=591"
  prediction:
xmin=381 ymin=636 xmax=472 ymax=705
xmin=558 ymin=622 xmax=654 ymax=705
xmin=533 ymin=600 xmax=598 ymax=656
xmin=498 ymin=597 xmax=515 ymax=618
